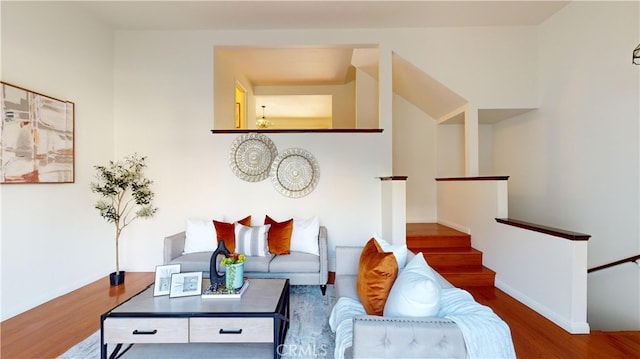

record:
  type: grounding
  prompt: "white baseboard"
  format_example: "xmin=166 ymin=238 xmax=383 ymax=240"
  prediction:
xmin=495 ymin=279 xmax=590 ymax=334
xmin=406 ymin=216 xmax=438 ymax=223
xmin=436 ymin=218 xmax=471 ymax=234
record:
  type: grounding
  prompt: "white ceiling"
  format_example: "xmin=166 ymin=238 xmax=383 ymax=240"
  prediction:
xmin=80 ymin=1 xmax=570 ymax=30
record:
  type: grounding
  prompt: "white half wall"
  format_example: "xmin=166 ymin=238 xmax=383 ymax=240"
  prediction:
xmin=437 ymin=179 xmax=589 ymax=334
xmin=380 ymin=178 xmax=407 ymax=245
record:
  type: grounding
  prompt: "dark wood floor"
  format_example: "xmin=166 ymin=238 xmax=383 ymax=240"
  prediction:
xmin=465 ymin=286 xmax=640 ymax=358
xmin=1 ymin=272 xmax=638 ymax=358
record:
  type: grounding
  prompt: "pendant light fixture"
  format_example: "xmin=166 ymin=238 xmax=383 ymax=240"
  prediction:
xmin=256 ymin=105 xmax=271 ymax=128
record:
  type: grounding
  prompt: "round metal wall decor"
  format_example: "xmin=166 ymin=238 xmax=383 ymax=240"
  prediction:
xmin=270 ymin=148 xmax=320 ymax=198
xmin=229 ymin=133 xmax=278 ymax=182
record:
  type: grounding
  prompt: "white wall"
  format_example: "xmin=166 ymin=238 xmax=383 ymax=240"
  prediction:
xmin=1 ymin=2 xmax=115 ymax=320
xmin=393 ymin=95 xmax=437 ymax=223
xmin=437 ymin=179 xmax=589 ymax=334
xmin=3 ymin=2 xmax=636 ymax=331
xmin=389 ymin=26 xmax=539 ymax=110
xmin=436 ymin=124 xmax=465 ymax=177
xmin=478 ymin=124 xmax=494 ymax=176
xmin=492 ymin=1 xmax=640 ymax=330
xmin=356 ymin=68 xmax=378 ymax=129
xmin=110 ymin=25 xmax=537 ymax=277
xmin=0 ymin=16 xmax=571 ymax=321
xmin=111 ymin=30 xmax=392 ymax=277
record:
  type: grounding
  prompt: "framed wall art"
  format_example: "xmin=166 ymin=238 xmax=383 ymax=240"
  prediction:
xmin=1 ymin=82 xmax=75 ymax=184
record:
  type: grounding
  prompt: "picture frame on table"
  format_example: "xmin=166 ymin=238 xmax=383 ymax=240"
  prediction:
xmin=169 ymin=271 xmax=203 ymax=298
xmin=153 ymin=264 xmax=181 ymax=296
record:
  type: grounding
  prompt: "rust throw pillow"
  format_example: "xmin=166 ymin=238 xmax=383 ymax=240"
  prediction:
xmin=212 ymin=215 xmax=251 ymax=253
xmin=356 ymin=238 xmax=399 ymax=316
xmin=264 ymin=215 xmax=293 ymax=255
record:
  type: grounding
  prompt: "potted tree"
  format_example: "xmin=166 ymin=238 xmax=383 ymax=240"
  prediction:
xmin=91 ymin=153 xmax=157 ymax=286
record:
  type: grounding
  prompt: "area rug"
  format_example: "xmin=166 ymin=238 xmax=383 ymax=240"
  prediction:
xmin=59 ymin=285 xmax=336 ymax=359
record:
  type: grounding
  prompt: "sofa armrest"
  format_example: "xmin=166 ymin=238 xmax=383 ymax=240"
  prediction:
xmin=318 ymin=226 xmax=329 ymax=285
xmin=164 ymin=231 xmax=186 ymax=264
xmin=335 ymin=246 xmax=364 ymax=276
xmin=352 ymin=315 xmax=466 ymax=358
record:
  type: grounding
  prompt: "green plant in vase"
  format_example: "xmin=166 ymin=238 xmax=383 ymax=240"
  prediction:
xmin=221 ymin=253 xmax=246 ymax=290
xmin=91 ymin=153 xmax=157 ymax=286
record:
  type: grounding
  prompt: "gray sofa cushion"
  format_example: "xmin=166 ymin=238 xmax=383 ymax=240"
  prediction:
xmin=169 ymin=252 xmax=274 ymax=274
xmin=164 ymin=226 xmax=328 ymax=286
xmin=243 ymin=254 xmax=274 ymax=272
xmin=269 ymin=251 xmax=319 ymax=273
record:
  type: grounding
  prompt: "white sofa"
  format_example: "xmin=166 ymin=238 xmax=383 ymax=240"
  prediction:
xmin=331 ymin=245 xmax=515 ymax=359
xmin=164 ymin=226 xmax=329 ymax=294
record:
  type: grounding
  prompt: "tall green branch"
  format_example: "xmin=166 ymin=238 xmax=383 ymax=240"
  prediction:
xmin=91 ymin=153 xmax=158 ymax=274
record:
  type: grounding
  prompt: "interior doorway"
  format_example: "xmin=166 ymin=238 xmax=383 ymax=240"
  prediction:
xmin=235 ymin=83 xmax=246 ymax=129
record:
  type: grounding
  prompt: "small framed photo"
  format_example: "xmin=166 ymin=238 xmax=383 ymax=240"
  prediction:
xmin=154 ymin=264 xmax=181 ymax=296
xmin=169 ymin=271 xmax=203 ymax=298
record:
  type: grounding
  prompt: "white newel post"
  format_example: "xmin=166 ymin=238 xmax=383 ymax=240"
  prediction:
xmin=380 ymin=176 xmax=407 ymax=245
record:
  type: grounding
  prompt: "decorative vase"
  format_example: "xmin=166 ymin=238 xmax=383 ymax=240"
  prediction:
xmin=225 ymin=263 xmax=244 ymax=290
xmin=110 ymin=271 xmax=126 ymax=286
xmin=209 ymin=241 xmax=230 ymax=287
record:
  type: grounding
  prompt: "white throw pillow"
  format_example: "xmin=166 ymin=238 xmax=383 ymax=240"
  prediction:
xmin=234 ymin=223 xmax=271 ymax=257
xmin=290 ymin=216 xmax=320 ymax=256
xmin=183 ymin=218 xmax=221 ymax=254
xmin=383 ymin=252 xmax=441 ymax=317
xmin=373 ymin=234 xmax=408 ymax=269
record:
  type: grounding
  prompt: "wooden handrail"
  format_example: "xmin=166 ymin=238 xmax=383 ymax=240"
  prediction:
xmin=436 ymin=176 xmax=509 ymax=181
xmin=378 ymin=176 xmax=408 ymax=181
xmin=588 ymin=255 xmax=640 ymax=273
xmin=211 ymin=129 xmax=383 ymax=134
xmin=495 ymin=218 xmax=591 ymax=241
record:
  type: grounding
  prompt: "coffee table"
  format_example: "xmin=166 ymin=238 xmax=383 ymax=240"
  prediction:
xmin=100 ymin=278 xmax=289 ymax=359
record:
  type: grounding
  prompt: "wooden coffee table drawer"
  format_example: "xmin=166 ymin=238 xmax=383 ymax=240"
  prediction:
xmin=190 ymin=317 xmax=273 ymax=343
xmin=103 ymin=318 xmax=189 ymax=343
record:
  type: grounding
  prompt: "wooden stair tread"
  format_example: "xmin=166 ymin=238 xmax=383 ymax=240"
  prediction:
xmin=416 ymin=247 xmax=481 ymax=253
xmin=437 ymin=266 xmax=495 ymax=274
xmin=419 ymin=249 xmax=483 ymax=269
xmin=407 ymin=237 xmax=470 ymax=249
xmin=406 ymin=222 xmax=495 ymax=287
xmin=437 ymin=266 xmax=496 ymax=288
xmin=406 ymin=223 xmax=468 ymax=237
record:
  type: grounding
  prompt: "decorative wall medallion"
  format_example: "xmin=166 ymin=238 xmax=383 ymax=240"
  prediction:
xmin=271 ymin=148 xmax=320 ymax=198
xmin=229 ymin=133 xmax=277 ymax=182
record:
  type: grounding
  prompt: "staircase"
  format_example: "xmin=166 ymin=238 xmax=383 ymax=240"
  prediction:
xmin=406 ymin=223 xmax=495 ymax=288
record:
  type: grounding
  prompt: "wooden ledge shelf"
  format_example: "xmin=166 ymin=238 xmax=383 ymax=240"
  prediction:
xmin=378 ymin=176 xmax=408 ymax=181
xmin=211 ymin=129 xmax=383 ymax=134
xmin=436 ymin=176 xmax=510 ymax=181
xmin=496 ymin=218 xmax=590 ymax=241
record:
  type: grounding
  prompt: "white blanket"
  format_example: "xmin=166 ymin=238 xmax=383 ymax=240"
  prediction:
xmin=439 ymin=288 xmax=517 ymax=359
xmin=328 ymin=297 xmax=366 ymax=359
xmin=329 ymin=288 xmax=516 ymax=359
